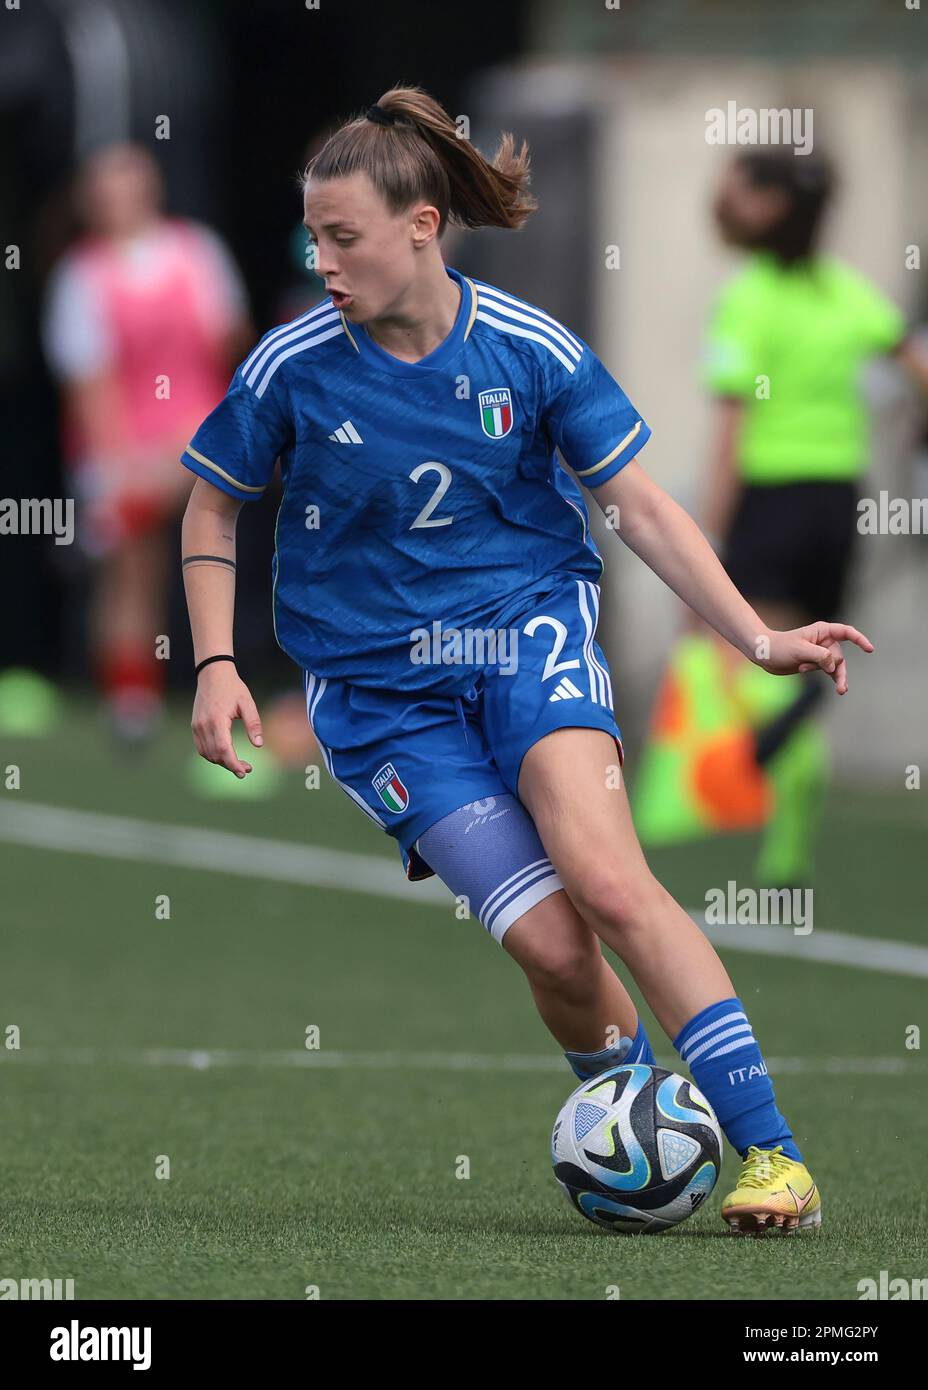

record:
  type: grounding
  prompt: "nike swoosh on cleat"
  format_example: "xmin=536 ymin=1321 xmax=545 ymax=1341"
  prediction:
xmin=786 ymin=1181 xmax=817 ymax=1215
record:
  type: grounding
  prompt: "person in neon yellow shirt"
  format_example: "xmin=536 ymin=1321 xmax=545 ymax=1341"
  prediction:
xmin=702 ymin=148 xmax=928 ymax=885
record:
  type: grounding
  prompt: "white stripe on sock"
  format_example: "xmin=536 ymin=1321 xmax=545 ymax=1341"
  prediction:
xmin=686 ymin=1024 xmax=756 ymax=1064
xmin=701 ymin=1035 xmax=761 ymax=1062
xmin=679 ymin=1009 xmax=748 ymax=1058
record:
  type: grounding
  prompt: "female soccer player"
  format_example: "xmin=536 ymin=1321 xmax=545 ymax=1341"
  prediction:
xmin=703 ymin=148 xmax=928 ymax=887
xmin=181 ymin=87 xmax=874 ymax=1234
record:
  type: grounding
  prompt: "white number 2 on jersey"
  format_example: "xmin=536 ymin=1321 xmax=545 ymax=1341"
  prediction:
xmin=408 ymin=462 xmax=454 ymax=529
xmin=522 ymin=615 xmax=581 ymax=682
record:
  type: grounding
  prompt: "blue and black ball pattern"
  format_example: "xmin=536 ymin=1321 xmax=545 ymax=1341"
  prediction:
xmin=552 ymin=1063 xmax=722 ymax=1233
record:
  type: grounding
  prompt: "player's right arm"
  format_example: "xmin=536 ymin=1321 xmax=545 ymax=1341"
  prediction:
xmin=182 ymin=477 xmax=264 ymax=777
xmin=179 ymin=336 xmax=293 ymax=777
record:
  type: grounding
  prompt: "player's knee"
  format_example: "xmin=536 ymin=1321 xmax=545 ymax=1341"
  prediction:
xmin=569 ymin=866 xmax=661 ymax=939
xmin=517 ymin=931 xmax=602 ymax=1002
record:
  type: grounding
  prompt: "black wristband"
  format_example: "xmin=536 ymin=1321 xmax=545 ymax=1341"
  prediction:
xmin=195 ymin=654 xmax=236 ymax=678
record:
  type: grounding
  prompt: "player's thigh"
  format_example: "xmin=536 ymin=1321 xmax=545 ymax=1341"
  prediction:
xmin=517 ymin=726 xmax=660 ymax=929
xmin=414 ymin=792 xmax=605 ymax=991
xmin=501 ymin=887 xmax=604 ymax=988
xmin=304 ymin=675 xmax=508 ymax=878
xmin=480 ymin=576 xmax=625 ymax=798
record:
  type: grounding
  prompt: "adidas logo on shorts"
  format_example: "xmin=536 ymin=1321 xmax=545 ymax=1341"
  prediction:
xmin=548 ymin=677 xmax=584 ymax=702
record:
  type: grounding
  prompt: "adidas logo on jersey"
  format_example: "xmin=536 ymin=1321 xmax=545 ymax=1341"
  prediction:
xmin=328 ymin=420 xmax=363 ymax=443
xmin=548 ymin=678 xmax=584 ymax=702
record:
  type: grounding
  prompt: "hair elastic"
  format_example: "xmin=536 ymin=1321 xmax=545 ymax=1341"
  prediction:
xmin=366 ymin=104 xmax=397 ymax=126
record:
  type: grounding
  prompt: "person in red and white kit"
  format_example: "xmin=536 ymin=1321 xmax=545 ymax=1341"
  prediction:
xmin=43 ymin=142 xmax=252 ymax=740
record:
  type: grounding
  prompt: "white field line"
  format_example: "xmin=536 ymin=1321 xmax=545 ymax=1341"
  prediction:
xmin=0 ymin=799 xmax=442 ymax=905
xmin=1 ymin=800 xmax=927 ymax=979
xmin=0 ymin=1047 xmax=919 ymax=1076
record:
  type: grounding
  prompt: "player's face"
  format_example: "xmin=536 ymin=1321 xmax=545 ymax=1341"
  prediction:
xmin=712 ymin=162 xmax=791 ymax=248
xmin=303 ymin=172 xmax=433 ymax=321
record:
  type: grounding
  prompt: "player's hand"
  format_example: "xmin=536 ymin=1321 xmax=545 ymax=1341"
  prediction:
xmin=191 ymin=665 xmax=264 ymax=775
xmin=756 ymin=622 xmax=875 ymax=695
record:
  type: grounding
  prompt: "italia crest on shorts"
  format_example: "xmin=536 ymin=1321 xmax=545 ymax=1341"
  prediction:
xmin=372 ymin=762 xmax=410 ymax=813
xmin=479 ymin=387 xmax=513 ymax=439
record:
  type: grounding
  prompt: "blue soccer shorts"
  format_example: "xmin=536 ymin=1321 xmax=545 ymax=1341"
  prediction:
xmin=302 ymin=576 xmax=624 ymax=882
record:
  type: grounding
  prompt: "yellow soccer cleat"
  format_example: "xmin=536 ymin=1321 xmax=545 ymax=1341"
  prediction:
xmin=720 ymin=1145 xmax=822 ymax=1236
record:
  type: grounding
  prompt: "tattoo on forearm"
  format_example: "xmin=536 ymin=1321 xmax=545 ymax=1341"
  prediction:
xmin=182 ymin=554 xmax=237 ymax=571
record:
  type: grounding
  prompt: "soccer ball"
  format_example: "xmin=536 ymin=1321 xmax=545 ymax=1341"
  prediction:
xmin=552 ymin=1063 xmax=722 ymax=1234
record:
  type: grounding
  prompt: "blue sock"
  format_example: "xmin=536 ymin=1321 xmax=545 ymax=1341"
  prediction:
xmin=673 ymin=997 xmax=802 ymax=1162
xmin=626 ymin=1017 xmax=656 ymax=1065
xmin=565 ymin=1017 xmax=655 ymax=1080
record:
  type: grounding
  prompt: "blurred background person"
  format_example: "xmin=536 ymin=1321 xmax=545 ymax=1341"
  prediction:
xmin=700 ymin=147 xmax=928 ymax=887
xmin=41 ymin=141 xmax=252 ymax=742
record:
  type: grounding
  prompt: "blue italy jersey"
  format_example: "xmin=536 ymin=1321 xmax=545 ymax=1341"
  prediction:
xmin=181 ymin=266 xmax=651 ymax=694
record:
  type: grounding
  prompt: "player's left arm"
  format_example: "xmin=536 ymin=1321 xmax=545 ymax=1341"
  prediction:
xmin=589 ymin=460 xmax=874 ymax=694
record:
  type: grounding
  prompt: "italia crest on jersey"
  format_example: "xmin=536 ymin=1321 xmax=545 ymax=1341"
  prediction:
xmin=478 ymin=387 xmax=514 ymax=439
xmin=372 ymin=762 xmax=409 ymax=813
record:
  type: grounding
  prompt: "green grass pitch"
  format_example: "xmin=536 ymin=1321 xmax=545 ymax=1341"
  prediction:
xmin=1 ymin=700 xmax=925 ymax=1299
